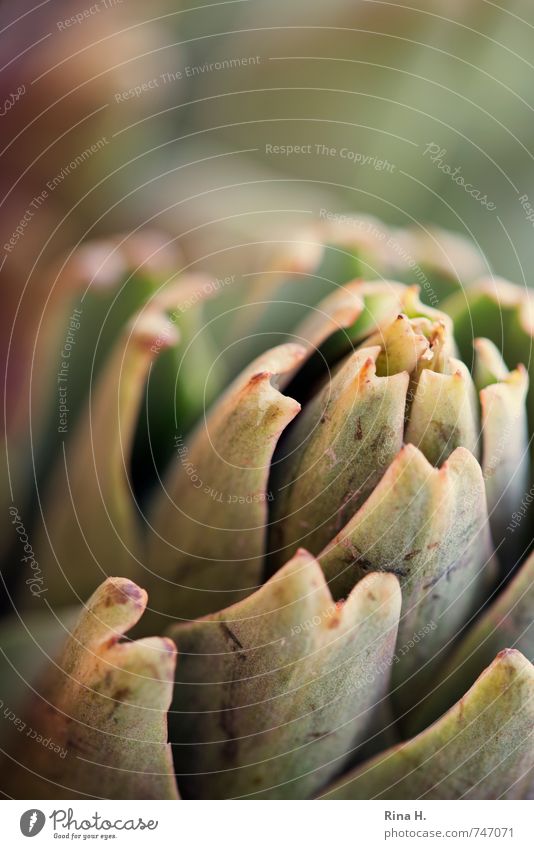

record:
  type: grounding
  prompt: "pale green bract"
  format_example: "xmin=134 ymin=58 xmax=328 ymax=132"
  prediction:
xmin=1 ymin=218 xmax=533 ymax=800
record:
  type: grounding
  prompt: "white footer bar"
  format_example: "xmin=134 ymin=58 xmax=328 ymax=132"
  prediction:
xmin=2 ymin=799 xmax=532 ymax=848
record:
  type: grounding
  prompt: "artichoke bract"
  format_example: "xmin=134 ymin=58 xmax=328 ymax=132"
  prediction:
xmin=1 ymin=217 xmax=533 ymax=800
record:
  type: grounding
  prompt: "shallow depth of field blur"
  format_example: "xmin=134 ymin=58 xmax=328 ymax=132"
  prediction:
xmin=2 ymin=0 xmax=534 ymax=595
xmin=2 ymin=0 xmax=534 ymax=803
xmin=3 ymin=0 xmax=534 ymax=398
xmin=4 ymin=0 xmax=534 ymax=280
xmin=1 ymin=1 xmax=534 ymax=604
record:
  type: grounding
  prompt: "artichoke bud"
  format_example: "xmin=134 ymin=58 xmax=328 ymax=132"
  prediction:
xmin=270 ymin=287 xmax=480 ymax=567
xmin=4 ymin=218 xmax=534 ymax=802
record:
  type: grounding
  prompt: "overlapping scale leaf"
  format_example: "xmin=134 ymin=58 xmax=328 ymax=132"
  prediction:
xmin=34 ymin=308 xmax=179 ymax=607
xmin=405 ymin=356 xmax=480 ymax=466
xmin=216 ymin=235 xmax=327 ymax=364
xmin=269 ymin=294 xmax=462 ymax=571
xmin=323 ymin=650 xmax=534 ymax=800
xmin=444 ymin=279 xmax=533 ymax=562
xmin=226 ymin=217 xmax=394 ymax=363
xmin=314 ymin=281 xmax=408 ymax=366
xmin=269 ymin=346 xmax=409 ymax=568
xmin=367 ymin=312 xmax=430 ymax=376
xmin=0 ymin=578 xmax=178 ymax=799
xmin=36 ymin=232 xmax=181 ymax=485
xmin=474 ymin=338 xmax=530 ymax=569
xmin=261 ymin=281 xmax=366 ymax=398
xmin=443 ymin=277 xmax=534 ymax=432
xmin=319 ymin=444 xmax=498 ymax=718
xmin=412 ymin=550 xmax=534 ymax=734
xmin=168 ymin=549 xmax=401 ymax=799
xmin=389 ymin=225 xmax=488 ymax=304
xmin=333 ymin=283 xmax=457 ymax=370
xmin=148 ymin=344 xmax=306 ymax=622
xmin=132 ymin=273 xmax=231 ymax=492
xmin=3 ymin=235 xmax=170 ymax=572
xmin=287 ymin=283 xmax=364 ymax=365
xmin=300 ymin=217 xmax=486 ymax=306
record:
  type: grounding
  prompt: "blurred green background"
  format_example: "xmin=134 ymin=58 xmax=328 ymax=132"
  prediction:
xmin=3 ymin=0 xmax=534 ymax=516
xmin=3 ymin=0 xmax=534 ymax=281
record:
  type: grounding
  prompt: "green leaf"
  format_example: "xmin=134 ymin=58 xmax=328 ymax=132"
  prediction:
xmin=473 ymin=337 xmax=510 ymax=389
xmin=260 ymin=280 xmax=365 ymax=398
xmin=323 ymin=283 xmax=456 ymax=369
xmin=367 ymin=313 xmax=431 ymax=377
xmin=318 ymin=281 xmax=408 ymax=363
xmin=4 ymin=233 xmax=174 ymax=564
xmin=36 ymin=232 xmax=180 ymax=485
xmin=323 ymin=649 xmax=534 ymax=799
xmin=389 ymin=225 xmax=487 ymax=305
xmin=132 ymin=274 xmax=231 ymax=489
xmin=269 ymin=346 xmax=408 ymax=567
xmin=319 ymin=444 xmax=498 ymax=717
xmin=229 ymin=216 xmax=394 ymax=354
xmin=412 ymin=551 xmax=534 ymax=734
xmin=35 ymin=308 xmax=179 ymax=607
xmin=443 ymin=278 xmax=534 ymax=439
xmin=287 ymin=283 xmax=364 ymax=365
xmin=147 ymin=344 xmax=306 ymax=623
xmin=168 ymin=550 xmax=401 ymax=799
xmin=280 ymin=281 xmax=398 ymax=397
xmin=219 ymin=236 xmax=329 ymax=371
xmin=311 ymin=213 xmax=393 ymax=271
xmin=475 ymin=339 xmax=529 ymax=570
xmin=1 ymin=578 xmax=179 ymax=799
xmin=405 ymin=356 xmax=480 ymax=466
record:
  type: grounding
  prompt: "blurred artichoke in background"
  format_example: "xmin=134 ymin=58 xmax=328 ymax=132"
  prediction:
xmin=1 ymin=216 xmax=533 ymax=800
xmin=0 ymin=0 xmax=178 ymax=560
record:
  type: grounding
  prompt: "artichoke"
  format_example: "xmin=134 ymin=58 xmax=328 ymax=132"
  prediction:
xmin=1 ymin=217 xmax=533 ymax=800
